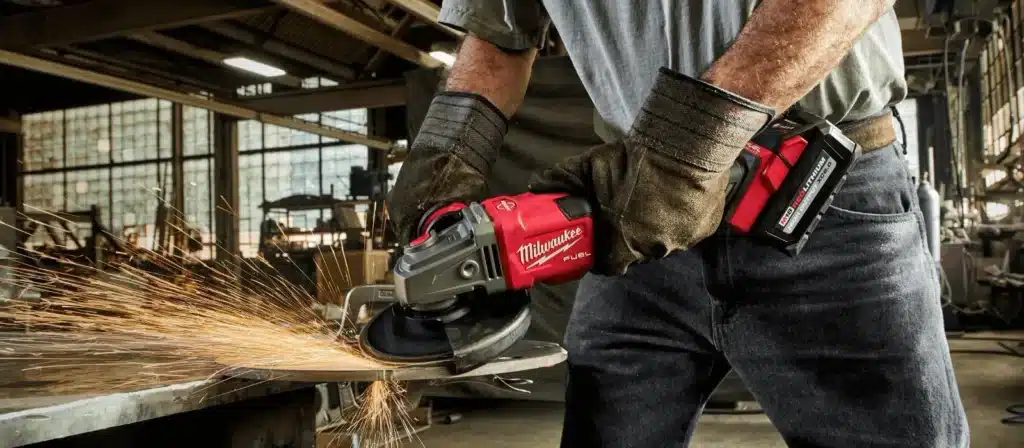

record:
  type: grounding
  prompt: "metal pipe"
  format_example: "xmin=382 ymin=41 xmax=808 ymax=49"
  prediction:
xmin=0 ymin=49 xmax=396 ymax=151
xmin=927 ymin=146 xmax=936 ymax=186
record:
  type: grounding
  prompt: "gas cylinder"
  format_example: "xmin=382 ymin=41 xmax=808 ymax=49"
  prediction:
xmin=918 ymin=179 xmax=942 ymax=261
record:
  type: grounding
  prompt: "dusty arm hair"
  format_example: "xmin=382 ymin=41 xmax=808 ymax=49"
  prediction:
xmin=444 ymin=35 xmax=538 ymax=117
xmin=703 ymin=0 xmax=896 ymax=112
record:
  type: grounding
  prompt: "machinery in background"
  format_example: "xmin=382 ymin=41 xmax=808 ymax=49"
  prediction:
xmin=348 ymin=165 xmax=392 ymax=202
xmin=16 ymin=206 xmax=122 ymax=268
xmin=0 ymin=207 xmax=40 ymax=304
xmin=257 ymin=168 xmax=394 ymax=304
xmin=258 ymin=193 xmax=367 ymax=255
xmin=941 ymin=223 xmax=1024 ymax=330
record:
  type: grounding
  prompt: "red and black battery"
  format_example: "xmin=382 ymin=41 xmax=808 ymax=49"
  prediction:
xmin=723 ymin=117 xmax=862 ymax=255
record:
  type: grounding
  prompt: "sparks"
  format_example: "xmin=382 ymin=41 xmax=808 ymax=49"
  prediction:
xmin=0 ymin=204 xmax=409 ymax=446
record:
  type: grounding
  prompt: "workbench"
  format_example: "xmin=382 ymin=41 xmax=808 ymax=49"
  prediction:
xmin=0 ymin=379 xmax=319 ymax=447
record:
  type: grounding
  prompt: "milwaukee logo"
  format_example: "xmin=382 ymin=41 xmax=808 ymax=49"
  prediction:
xmin=517 ymin=227 xmax=584 ymax=269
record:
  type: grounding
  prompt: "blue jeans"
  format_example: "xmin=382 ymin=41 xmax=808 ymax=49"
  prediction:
xmin=560 ymin=144 xmax=969 ymax=447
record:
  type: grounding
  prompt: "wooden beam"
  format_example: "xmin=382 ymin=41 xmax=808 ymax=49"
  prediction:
xmin=199 ymin=22 xmax=357 ymax=80
xmin=0 ymin=116 xmax=21 ymax=134
xmin=901 ymin=29 xmax=947 ymax=56
xmin=0 ymin=0 xmax=278 ymax=50
xmin=0 ymin=49 xmax=395 ymax=150
xmin=241 ymin=79 xmax=405 ymax=114
xmin=363 ymin=14 xmax=416 ymax=76
xmin=386 ymin=0 xmax=463 ymax=38
xmin=272 ymin=0 xmax=443 ymax=68
xmin=57 ymin=46 xmax=238 ymax=96
xmin=128 ymin=31 xmax=305 ymax=88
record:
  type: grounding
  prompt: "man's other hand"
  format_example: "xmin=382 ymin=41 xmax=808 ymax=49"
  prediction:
xmin=529 ymin=68 xmax=774 ymax=276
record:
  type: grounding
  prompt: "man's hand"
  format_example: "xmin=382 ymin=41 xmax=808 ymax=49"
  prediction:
xmin=529 ymin=69 xmax=774 ymax=276
xmin=387 ymin=35 xmax=536 ymax=245
xmin=387 ymin=92 xmax=507 ymax=245
xmin=530 ymin=0 xmax=894 ymax=275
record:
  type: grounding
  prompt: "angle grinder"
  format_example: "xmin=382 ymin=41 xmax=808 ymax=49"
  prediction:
xmin=346 ymin=193 xmax=594 ymax=374
xmin=347 ymin=112 xmax=861 ymax=374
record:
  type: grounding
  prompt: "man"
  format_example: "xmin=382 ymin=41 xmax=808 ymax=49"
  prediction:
xmin=388 ymin=1 xmax=969 ymax=446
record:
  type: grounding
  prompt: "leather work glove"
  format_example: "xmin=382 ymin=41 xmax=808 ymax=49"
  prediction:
xmin=387 ymin=92 xmax=508 ymax=245
xmin=529 ymin=68 xmax=775 ymax=276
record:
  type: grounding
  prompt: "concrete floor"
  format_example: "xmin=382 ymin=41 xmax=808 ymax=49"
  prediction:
xmin=405 ymin=339 xmax=1023 ymax=447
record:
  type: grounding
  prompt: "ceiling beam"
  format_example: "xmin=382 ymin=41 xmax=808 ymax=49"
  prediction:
xmin=0 ymin=49 xmax=395 ymax=150
xmin=54 ymin=46 xmax=234 ymax=96
xmin=128 ymin=31 xmax=305 ymax=88
xmin=241 ymin=79 xmax=405 ymax=114
xmin=199 ymin=22 xmax=357 ymax=80
xmin=0 ymin=0 xmax=281 ymax=50
xmin=272 ymin=0 xmax=444 ymax=68
xmin=901 ymin=29 xmax=947 ymax=56
xmin=363 ymin=14 xmax=416 ymax=76
xmin=0 ymin=116 xmax=21 ymax=134
xmin=386 ymin=0 xmax=464 ymax=39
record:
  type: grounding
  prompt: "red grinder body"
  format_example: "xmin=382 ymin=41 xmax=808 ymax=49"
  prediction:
xmin=412 ymin=192 xmax=595 ymax=293
xmin=480 ymin=193 xmax=595 ymax=289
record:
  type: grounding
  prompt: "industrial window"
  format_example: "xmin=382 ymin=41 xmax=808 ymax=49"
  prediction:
xmin=979 ymin=1 xmax=1024 ymax=220
xmin=235 ymin=110 xmax=370 ymax=257
xmin=19 ymin=101 xmax=371 ymax=259
xmin=980 ymin=3 xmax=1024 ymax=167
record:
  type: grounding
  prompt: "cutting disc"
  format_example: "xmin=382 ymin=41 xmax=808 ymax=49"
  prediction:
xmin=359 ymin=290 xmax=532 ymax=373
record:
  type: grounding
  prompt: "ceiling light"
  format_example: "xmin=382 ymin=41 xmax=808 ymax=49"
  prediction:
xmin=429 ymin=51 xmax=456 ymax=67
xmin=223 ymin=57 xmax=286 ymax=78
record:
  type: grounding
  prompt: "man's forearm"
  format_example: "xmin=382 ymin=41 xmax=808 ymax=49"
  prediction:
xmin=446 ymin=35 xmax=537 ymax=117
xmin=702 ymin=0 xmax=895 ymax=113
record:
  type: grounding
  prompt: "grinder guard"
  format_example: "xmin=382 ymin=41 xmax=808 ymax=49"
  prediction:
xmin=393 ymin=202 xmax=508 ymax=307
xmin=359 ymin=289 xmax=532 ymax=373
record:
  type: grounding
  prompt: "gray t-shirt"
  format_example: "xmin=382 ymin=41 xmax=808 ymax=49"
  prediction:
xmin=438 ymin=1 xmax=908 ymax=140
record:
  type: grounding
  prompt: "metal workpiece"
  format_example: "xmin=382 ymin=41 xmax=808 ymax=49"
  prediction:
xmin=0 ymin=380 xmax=316 ymax=447
xmin=224 ymin=339 xmax=567 ymax=383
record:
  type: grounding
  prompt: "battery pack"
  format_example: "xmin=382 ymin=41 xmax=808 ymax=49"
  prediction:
xmin=724 ymin=117 xmax=862 ymax=255
xmin=751 ymin=120 xmax=862 ymax=255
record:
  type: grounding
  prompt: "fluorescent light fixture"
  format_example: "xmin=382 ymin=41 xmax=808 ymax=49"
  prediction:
xmin=429 ymin=51 xmax=456 ymax=67
xmin=223 ymin=57 xmax=286 ymax=78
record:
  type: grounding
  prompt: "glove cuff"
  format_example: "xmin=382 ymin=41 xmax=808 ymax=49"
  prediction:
xmin=629 ymin=67 xmax=775 ymax=172
xmin=413 ymin=91 xmax=509 ymax=175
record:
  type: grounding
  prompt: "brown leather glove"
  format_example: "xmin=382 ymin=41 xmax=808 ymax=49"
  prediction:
xmin=387 ymin=92 xmax=508 ymax=245
xmin=528 ymin=68 xmax=774 ymax=275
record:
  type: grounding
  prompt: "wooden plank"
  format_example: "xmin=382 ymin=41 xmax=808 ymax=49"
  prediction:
xmin=0 ymin=0 xmax=275 ymax=50
xmin=273 ymin=0 xmax=443 ymax=68
xmin=386 ymin=0 xmax=463 ymax=38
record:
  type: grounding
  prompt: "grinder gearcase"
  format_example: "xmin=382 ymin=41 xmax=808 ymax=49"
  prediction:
xmin=347 ymin=193 xmax=595 ymax=374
